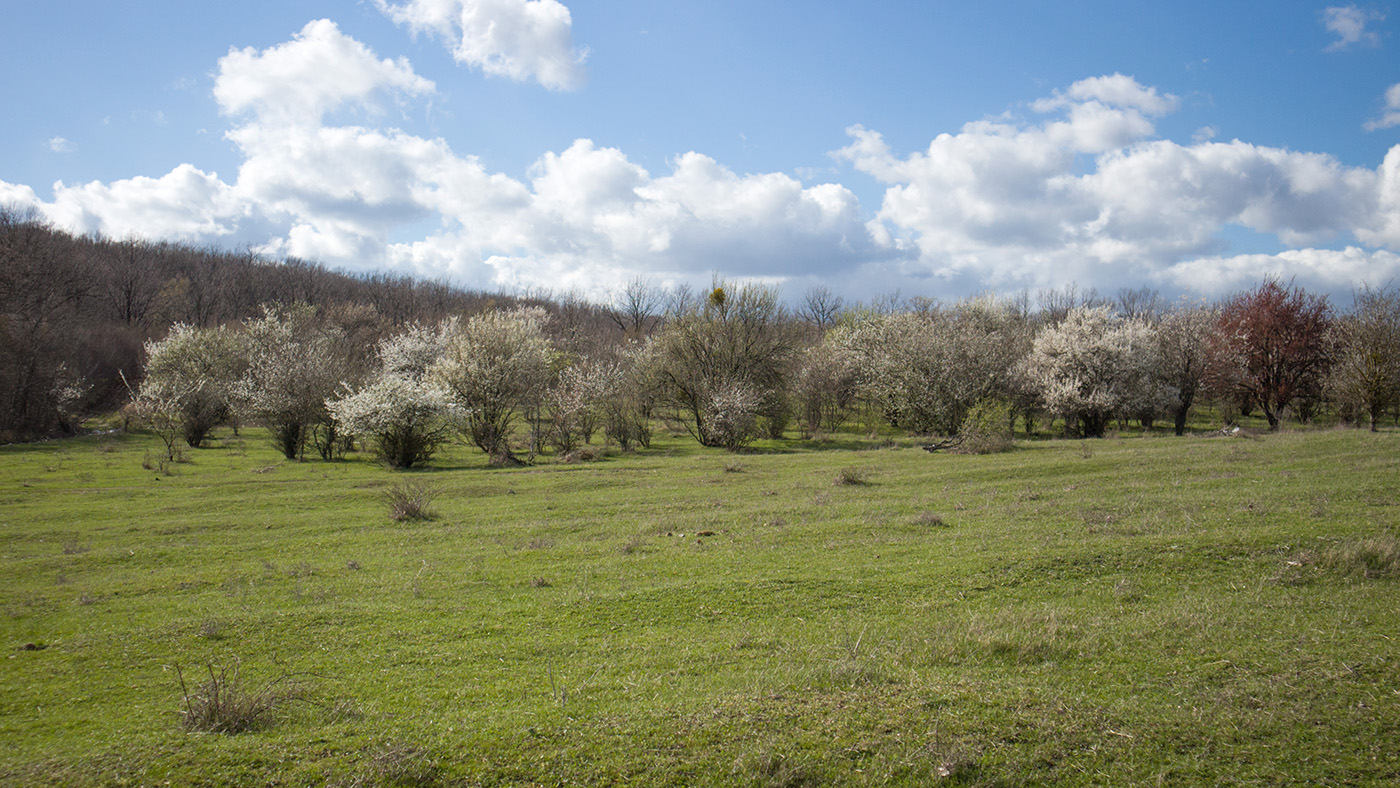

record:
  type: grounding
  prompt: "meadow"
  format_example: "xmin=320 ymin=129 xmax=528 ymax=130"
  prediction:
xmin=2 ymin=423 xmax=1398 ymax=786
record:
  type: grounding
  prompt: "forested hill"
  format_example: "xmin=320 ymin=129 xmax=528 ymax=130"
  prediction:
xmin=0 ymin=209 xmax=617 ymax=442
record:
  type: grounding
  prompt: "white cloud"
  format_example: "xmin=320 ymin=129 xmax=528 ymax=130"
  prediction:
xmin=214 ymin=19 xmax=434 ymax=126
xmin=837 ymin=74 xmax=1398 ymax=296
xmin=1323 ymin=5 xmax=1385 ymax=51
xmin=48 ymin=137 xmax=75 ymax=153
xmin=6 ymin=24 xmax=1398 ymax=305
xmin=1156 ymin=247 xmax=1400 ymax=295
xmin=1364 ymin=83 xmax=1400 ymax=131
xmin=376 ymin=0 xmax=586 ymax=90
xmin=40 ymin=164 xmax=246 ymax=241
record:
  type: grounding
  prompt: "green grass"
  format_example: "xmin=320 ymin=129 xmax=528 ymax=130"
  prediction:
xmin=2 ymin=425 xmax=1398 ymax=786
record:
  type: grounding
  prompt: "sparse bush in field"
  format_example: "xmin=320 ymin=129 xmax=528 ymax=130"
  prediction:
xmin=1322 ymin=534 xmax=1400 ymax=579
xmin=175 ymin=662 xmax=299 ymax=734
xmin=384 ymin=481 xmax=438 ymax=522
xmin=346 ymin=742 xmax=444 ymax=788
xmin=956 ymin=398 xmax=1014 ymax=454
xmin=834 ymin=466 xmax=870 ymax=486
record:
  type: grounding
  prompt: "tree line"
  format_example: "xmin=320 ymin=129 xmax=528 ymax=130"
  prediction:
xmin=5 ymin=207 xmax=1399 ymax=456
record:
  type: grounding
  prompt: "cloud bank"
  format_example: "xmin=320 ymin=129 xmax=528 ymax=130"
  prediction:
xmin=3 ymin=20 xmax=1399 ymax=302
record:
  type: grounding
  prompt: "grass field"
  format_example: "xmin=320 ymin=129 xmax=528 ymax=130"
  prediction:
xmin=2 ymin=424 xmax=1398 ymax=786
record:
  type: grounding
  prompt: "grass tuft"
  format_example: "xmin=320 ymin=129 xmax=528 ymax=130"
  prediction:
xmin=384 ymin=481 xmax=438 ymax=522
xmin=833 ymin=466 xmax=870 ymax=486
xmin=175 ymin=662 xmax=299 ymax=734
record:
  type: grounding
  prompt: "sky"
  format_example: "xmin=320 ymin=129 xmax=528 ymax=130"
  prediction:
xmin=3 ymin=0 xmax=1399 ymax=305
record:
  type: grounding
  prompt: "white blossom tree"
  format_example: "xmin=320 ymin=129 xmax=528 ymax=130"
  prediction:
xmin=328 ymin=321 xmax=458 ymax=468
xmin=139 ymin=323 xmax=247 ymax=448
xmin=238 ymin=303 xmax=349 ymax=460
xmin=1024 ymin=305 xmax=1172 ymax=437
xmin=430 ymin=307 xmax=553 ymax=465
xmin=836 ymin=297 xmax=1026 ymax=436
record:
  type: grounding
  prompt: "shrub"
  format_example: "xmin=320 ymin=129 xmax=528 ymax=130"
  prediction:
xmin=175 ymin=662 xmax=296 ymax=734
xmin=956 ymin=399 xmax=1014 ymax=454
xmin=384 ymin=481 xmax=438 ymax=522
xmin=834 ymin=467 xmax=870 ymax=486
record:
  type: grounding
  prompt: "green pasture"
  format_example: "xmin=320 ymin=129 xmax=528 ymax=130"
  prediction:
xmin=2 ymin=425 xmax=1398 ymax=786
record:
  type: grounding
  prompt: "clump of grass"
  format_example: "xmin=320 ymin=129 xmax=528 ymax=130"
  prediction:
xmin=197 ymin=619 xmax=227 ymax=640
xmin=723 ymin=461 xmax=746 ymax=473
xmin=558 ymin=446 xmax=606 ymax=463
xmin=732 ymin=748 xmax=815 ymax=788
xmin=912 ymin=511 xmax=948 ymax=527
xmin=1323 ymin=534 xmax=1400 ymax=578
xmin=620 ymin=534 xmax=646 ymax=555
xmin=175 ymin=662 xmax=300 ymax=734
xmin=529 ymin=576 xmax=552 ymax=588
xmin=384 ymin=481 xmax=438 ymax=522
xmin=61 ymin=541 xmax=88 ymax=555
xmin=350 ymin=741 xmax=444 ymax=788
xmin=833 ymin=466 xmax=870 ymax=486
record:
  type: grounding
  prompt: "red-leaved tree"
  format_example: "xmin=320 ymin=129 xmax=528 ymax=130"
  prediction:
xmin=1215 ymin=279 xmax=1332 ymax=430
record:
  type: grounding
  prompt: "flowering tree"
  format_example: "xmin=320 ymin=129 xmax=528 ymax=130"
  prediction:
xmin=328 ymin=321 xmax=457 ymax=468
xmin=1216 ymin=279 xmax=1332 ymax=430
xmin=430 ymin=307 xmax=553 ymax=465
xmin=837 ymin=298 xmax=1026 ymax=436
xmin=139 ymin=323 xmax=247 ymax=447
xmin=238 ymin=303 xmax=349 ymax=460
xmin=792 ymin=337 xmax=859 ymax=436
xmin=1024 ymin=306 xmax=1171 ymax=437
xmin=1156 ymin=303 xmax=1220 ymax=435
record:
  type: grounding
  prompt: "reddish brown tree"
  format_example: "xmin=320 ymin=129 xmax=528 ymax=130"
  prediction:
xmin=1216 ymin=279 xmax=1332 ymax=430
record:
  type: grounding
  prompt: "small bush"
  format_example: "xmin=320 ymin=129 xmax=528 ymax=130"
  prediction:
xmin=833 ymin=467 xmax=870 ymax=486
xmin=384 ymin=481 xmax=438 ymax=522
xmin=956 ymin=399 xmax=1014 ymax=454
xmin=176 ymin=662 xmax=297 ymax=734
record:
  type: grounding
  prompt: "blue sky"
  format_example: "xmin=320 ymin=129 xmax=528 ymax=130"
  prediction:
xmin=4 ymin=0 xmax=1399 ymax=303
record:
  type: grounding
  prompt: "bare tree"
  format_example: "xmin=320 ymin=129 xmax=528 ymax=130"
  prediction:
xmin=606 ymin=276 xmax=663 ymax=336
xmin=1328 ymin=284 xmax=1400 ymax=431
xmin=1116 ymin=286 xmax=1163 ymax=320
xmin=797 ymin=284 xmax=845 ymax=329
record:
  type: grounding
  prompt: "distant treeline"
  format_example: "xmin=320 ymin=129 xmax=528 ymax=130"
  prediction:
xmin=4 ymin=206 xmax=1399 ymax=449
xmin=0 ymin=208 xmax=620 ymax=441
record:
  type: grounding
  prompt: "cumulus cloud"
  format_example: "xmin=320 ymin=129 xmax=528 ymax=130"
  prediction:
xmin=1365 ymin=83 xmax=1400 ymax=131
xmin=48 ymin=136 xmax=75 ymax=153
xmin=1323 ymin=5 xmax=1385 ymax=51
xmin=5 ymin=26 xmax=1398 ymax=304
xmin=1156 ymin=247 xmax=1400 ymax=295
xmin=215 ymin=19 xmax=434 ymax=125
xmin=376 ymin=0 xmax=587 ymax=90
xmin=837 ymin=74 xmax=1398 ymax=295
xmin=38 ymin=164 xmax=246 ymax=241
